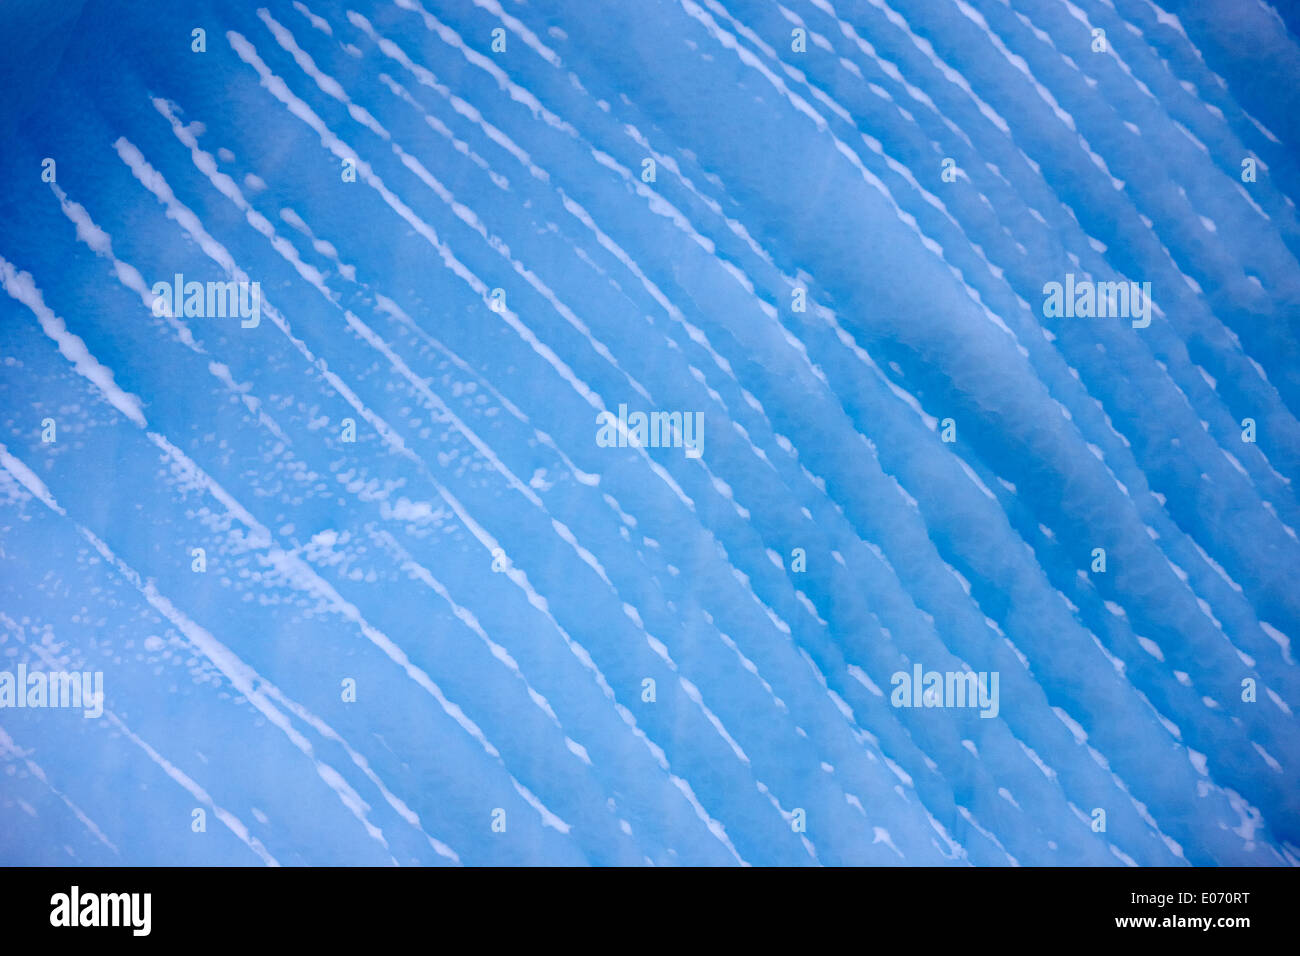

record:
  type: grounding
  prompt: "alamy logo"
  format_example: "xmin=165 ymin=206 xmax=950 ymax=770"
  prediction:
xmin=890 ymin=664 xmax=1000 ymax=719
xmin=1042 ymin=273 xmax=1152 ymax=328
xmin=596 ymin=404 xmax=704 ymax=458
xmin=50 ymin=886 xmax=151 ymax=936
xmin=0 ymin=665 xmax=103 ymax=718
xmin=152 ymin=273 xmax=261 ymax=328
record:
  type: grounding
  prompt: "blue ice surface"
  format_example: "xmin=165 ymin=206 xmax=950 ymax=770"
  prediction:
xmin=0 ymin=0 xmax=1298 ymax=867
